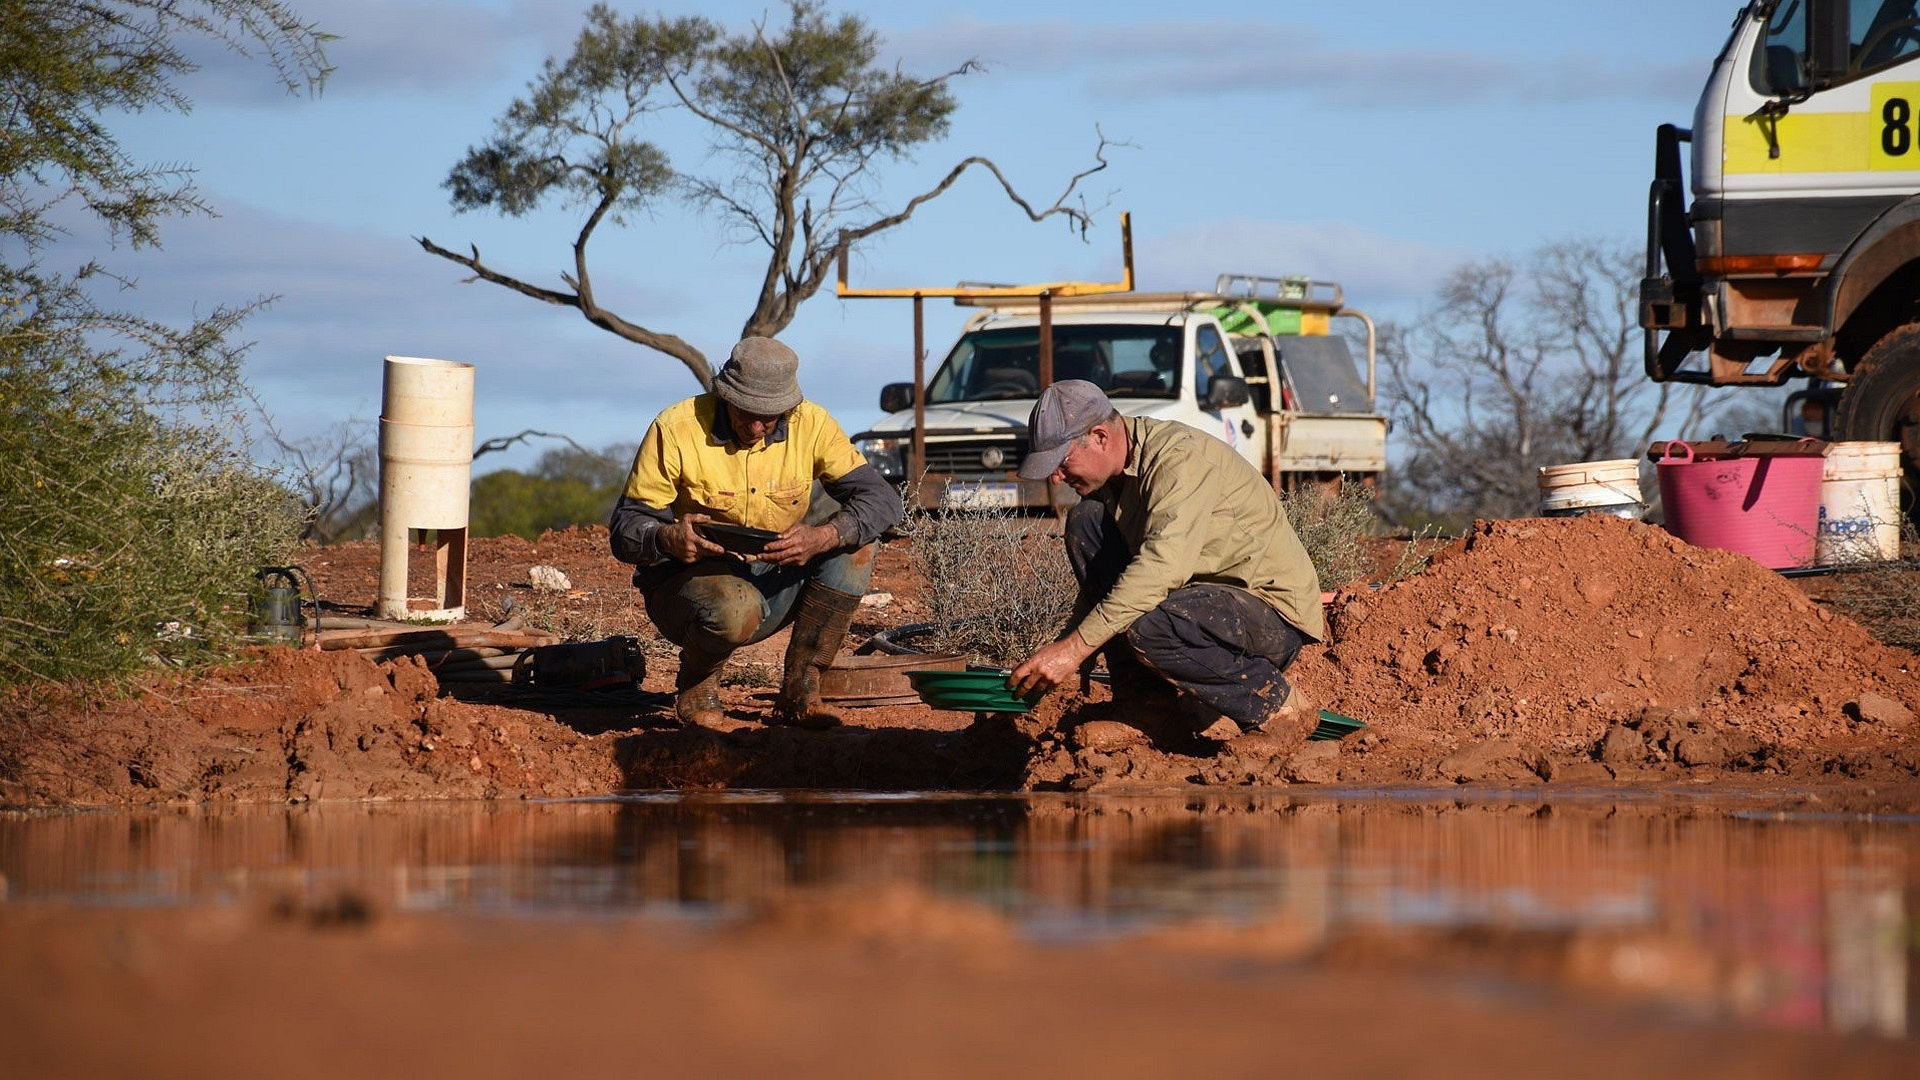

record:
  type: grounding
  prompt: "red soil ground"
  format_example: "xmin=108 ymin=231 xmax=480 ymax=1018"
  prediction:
xmin=3 ymin=516 xmax=1917 ymax=808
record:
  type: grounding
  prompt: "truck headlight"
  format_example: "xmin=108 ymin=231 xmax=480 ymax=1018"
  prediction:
xmin=855 ymin=437 xmax=905 ymax=481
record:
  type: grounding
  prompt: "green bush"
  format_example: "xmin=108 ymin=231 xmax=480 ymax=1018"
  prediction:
xmin=0 ymin=0 xmax=330 ymax=687
xmin=0 ymin=294 xmax=304 ymax=687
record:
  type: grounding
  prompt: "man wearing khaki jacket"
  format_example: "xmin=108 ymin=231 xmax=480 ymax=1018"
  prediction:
xmin=1009 ymin=380 xmax=1324 ymax=748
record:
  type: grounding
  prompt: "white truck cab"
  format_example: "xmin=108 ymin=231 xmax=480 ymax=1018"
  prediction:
xmin=854 ymin=278 xmax=1387 ymax=511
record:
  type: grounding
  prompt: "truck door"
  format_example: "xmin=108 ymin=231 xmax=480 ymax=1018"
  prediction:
xmin=1706 ymin=2 xmax=1920 ymax=262
xmin=1190 ymin=321 xmax=1264 ymax=472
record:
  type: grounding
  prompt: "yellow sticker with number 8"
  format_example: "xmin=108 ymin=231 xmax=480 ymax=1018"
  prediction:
xmin=1870 ymin=82 xmax=1920 ymax=168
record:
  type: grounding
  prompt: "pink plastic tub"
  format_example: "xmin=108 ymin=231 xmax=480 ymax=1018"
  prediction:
xmin=1656 ymin=441 xmax=1824 ymax=569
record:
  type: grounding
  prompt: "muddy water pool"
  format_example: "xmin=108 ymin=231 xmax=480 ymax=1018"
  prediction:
xmin=3 ymin=789 xmax=1915 ymax=1039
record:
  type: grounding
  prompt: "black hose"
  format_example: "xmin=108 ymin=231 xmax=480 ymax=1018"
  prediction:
xmin=857 ymin=622 xmax=940 ymax=655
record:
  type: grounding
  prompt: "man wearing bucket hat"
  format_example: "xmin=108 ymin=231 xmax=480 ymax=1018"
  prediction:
xmin=1008 ymin=380 xmax=1325 ymax=748
xmin=609 ymin=336 xmax=903 ymax=730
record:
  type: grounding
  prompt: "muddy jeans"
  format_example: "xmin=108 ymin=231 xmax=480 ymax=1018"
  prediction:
xmin=638 ymin=543 xmax=876 ymax=656
xmin=1065 ymin=499 xmax=1307 ymax=731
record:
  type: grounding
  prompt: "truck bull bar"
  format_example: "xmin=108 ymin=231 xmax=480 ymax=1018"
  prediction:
xmin=1643 ymin=124 xmax=1712 ymax=383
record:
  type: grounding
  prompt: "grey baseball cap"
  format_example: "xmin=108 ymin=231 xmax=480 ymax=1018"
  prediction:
xmin=1018 ymin=379 xmax=1115 ymax=480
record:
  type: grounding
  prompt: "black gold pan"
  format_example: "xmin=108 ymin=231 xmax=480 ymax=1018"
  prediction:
xmin=694 ymin=521 xmax=780 ymax=555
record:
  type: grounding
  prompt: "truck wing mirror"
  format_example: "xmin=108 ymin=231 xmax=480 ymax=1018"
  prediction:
xmin=879 ymin=382 xmax=915 ymax=413
xmin=1204 ymin=375 xmax=1250 ymax=411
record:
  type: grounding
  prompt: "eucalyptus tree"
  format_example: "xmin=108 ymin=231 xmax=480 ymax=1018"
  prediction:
xmin=420 ymin=0 xmax=1113 ymax=390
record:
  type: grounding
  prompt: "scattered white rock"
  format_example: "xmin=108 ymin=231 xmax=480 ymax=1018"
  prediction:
xmin=528 ymin=565 xmax=572 ymax=592
xmin=859 ymin=591 xmax=894 ymax=608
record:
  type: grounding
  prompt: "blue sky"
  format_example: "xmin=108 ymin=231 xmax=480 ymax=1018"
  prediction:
xmin=90 ymin=0 xmax=1743 ymax=470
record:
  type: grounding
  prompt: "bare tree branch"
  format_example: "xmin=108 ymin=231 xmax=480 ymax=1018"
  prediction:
xmin=749 ymin=130 xmax=1121 ymax=337
xmin=1383 ymin=239 xmax=1761 ymax=528
xmin=473 ymin=428 xmax=611 ymax=461
xmin=415 ymin=234 xmax=714 ymax=388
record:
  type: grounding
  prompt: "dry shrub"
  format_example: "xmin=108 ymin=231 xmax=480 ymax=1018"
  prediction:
xmin=1280 ymin=481 xmax=1441 ymax=590
xmin=1381 ymin=533 xmax=1442 ymax=582
xmin=898 ymin=495 xmax=1075 ymax=667
xmin=1279 ymin=482 xmax=1375 ymax=590
xmin=1827 ymin=567 xmax=1920 ymax=650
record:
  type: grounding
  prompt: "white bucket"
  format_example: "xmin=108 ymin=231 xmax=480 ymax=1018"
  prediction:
xmin=1538 ymin=458 xmax=1644 ymax=519
xmin=1816 ymin=440 xmax=1902 ymax=564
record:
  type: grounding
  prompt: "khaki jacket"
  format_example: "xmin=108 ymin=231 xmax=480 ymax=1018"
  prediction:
xmin=1075 ymin=416 xmax=1325 ymax=648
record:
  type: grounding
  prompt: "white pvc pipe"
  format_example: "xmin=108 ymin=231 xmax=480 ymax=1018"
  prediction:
xmin=378 ymin=356 xmax=474 ymax=621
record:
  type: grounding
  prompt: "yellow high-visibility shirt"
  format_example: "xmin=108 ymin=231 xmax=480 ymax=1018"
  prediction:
xmin=622 ymin=394 xmax=867 ymax=534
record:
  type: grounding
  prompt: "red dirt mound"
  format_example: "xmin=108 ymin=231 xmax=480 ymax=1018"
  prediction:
xmin=1297 ymin=516 xmax=1919 ymax=769
xmin=0 ymin=649 xmax=621 ymax=806
xmin=976 ymin=516 xmax=1920 ymax=793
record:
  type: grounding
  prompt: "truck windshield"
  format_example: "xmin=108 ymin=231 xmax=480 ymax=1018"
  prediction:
xmin=925 ymin=324 xmax=1182 ymax=403
xmin=1750 ymin=0 xmax=1920 ymax=93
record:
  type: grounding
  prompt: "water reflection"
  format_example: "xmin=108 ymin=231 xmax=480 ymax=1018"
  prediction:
xmin=1 ymin=791 xmax=1914 ymax=1037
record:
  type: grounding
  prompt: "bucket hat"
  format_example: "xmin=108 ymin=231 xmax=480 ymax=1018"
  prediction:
xmin=712 ymin=336 xmax=804 ymax=415
xmin=1018 ymin=379 xmax=1115 ymax=479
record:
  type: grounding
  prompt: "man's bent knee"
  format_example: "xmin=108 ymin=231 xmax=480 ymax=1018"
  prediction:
xmin=812 ymin=542 xmax=877 ymax=597
xmin=652 ymin=573 xmax=764 ymax=650
xmin=1122 ymin=609 xmax=1186 ymax=674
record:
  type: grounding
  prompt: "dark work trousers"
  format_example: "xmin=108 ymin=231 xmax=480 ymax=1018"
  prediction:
xmin=1065 ymin=499 xmax=1307 ymax=732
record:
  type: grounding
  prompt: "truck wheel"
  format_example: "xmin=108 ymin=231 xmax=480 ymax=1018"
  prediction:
xmin=1834 ymin=323 xmax=1920 ymax=518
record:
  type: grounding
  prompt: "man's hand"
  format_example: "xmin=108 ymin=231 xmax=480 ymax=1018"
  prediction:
xmin=760 ymin=522 xmax=841 ymax=566
xmin=1009 ymin=631 xmax=1096 ymax=696
xmin=659 ymin=513 xmax=727 ymax=563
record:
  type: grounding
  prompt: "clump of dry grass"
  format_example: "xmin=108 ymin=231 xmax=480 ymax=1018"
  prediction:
xmin=721 ymin=660 xmax=776 ymax=688
xmin=897 ymin=493 xmax=1076 ymax=668
xmin=1279 ymin=480 xmax=1439 ymax=590
xmin=1279 ymin=482 xmax=1375 ymax=590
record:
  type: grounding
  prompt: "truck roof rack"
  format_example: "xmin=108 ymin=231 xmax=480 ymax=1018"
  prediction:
xmin=954 ymin=281 xmax=1346 ymax=315
xmin=1214 ymin=274 xmax=1343 ymax=308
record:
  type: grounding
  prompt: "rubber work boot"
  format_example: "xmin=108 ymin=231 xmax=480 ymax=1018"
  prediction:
xmin=770 ymin=584 xmax=862 ymax=730
xmin=674 ymin=646 xmax=731 ymax=729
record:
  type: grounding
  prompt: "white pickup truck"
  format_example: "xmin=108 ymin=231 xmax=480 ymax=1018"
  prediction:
xmin=851 ymin=275 xmax=1389 ymax=510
